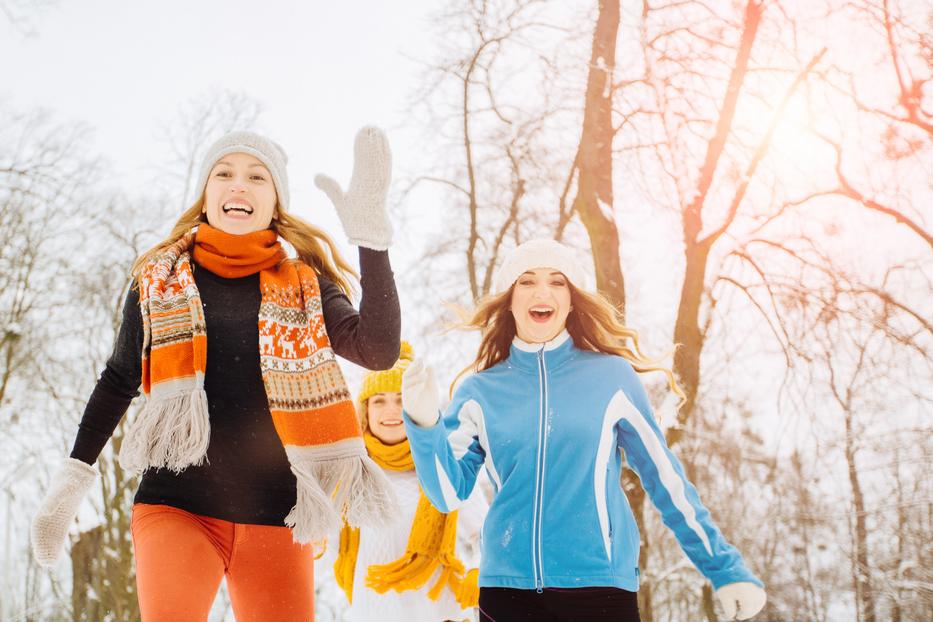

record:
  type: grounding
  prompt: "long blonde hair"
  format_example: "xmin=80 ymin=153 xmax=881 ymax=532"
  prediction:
xmin=452 ymin=283 xmax=685 ymax=404
xmin=130 ymin=197 xmax=358 ymax=296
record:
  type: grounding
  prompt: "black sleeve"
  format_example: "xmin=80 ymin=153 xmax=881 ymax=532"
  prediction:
xmin=69 ymin=284 xmax=144 ymax=465
xmin=320 ymin=247 xmax=401 ymax=370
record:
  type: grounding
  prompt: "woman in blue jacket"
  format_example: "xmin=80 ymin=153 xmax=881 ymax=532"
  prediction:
xmin=401 ymin=239 xmax=766 ymax=621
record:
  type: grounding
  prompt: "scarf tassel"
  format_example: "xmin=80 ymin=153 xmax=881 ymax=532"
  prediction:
xmin=366 ymin=551 xmax=469 ymax=602
xmin=366 ymin=553 xmax=445 ymax=595
xmin=334 ymin=525 xmax=360 ymax=604
xmin=119 ymin=387 xmax=210 ymax=473
xmin=453 ymin=567 xmax=480 ymax=609
xmin=287 ymin=453 xmax=397 ymax=545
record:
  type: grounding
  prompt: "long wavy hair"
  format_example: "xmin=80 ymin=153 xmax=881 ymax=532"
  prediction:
xmin=130 ymin=196 xmax=357 ymax=296
xmin=452 ymin=282 xmax=685 ymax=404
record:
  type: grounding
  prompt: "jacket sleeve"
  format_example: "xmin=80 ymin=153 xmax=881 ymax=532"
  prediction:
xmin=403 ymin=378 xmax=487 ymax=513
xmin=69 ymin=283 xmax=143 ymax=465
xmin=319 ymin=247 xmax=400 ymax=370
xmin=613 ymin=361 xmax=763 ymax=590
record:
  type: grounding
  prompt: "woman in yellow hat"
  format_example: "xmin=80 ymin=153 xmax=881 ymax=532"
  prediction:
xmin=332 ymin=342 xmax=488 ymax=622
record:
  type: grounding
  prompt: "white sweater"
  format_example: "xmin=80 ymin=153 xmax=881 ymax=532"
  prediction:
xmin=339 ymin=469 xmax=487 ymax=622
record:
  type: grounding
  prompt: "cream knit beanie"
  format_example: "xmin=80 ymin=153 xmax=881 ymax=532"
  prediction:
xmin=493 ymin=239 xmax=588 ymax=293
xmin=192 ymin=131 xmax=290 ymax=211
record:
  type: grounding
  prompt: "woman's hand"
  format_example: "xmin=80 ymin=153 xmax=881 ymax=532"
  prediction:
xmin=31 ymin=458 xmax=98 ymax=567
xmin=715 ymin=582 xmax=766 ymax=620
xmin=401 ymin=359 xmax=440 ymax=427
xmin=314 ymin=126 xmax=393 ymax=250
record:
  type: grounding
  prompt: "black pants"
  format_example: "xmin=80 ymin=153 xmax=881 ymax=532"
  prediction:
xmin=478 ymin=586 xmax=641 ymax=622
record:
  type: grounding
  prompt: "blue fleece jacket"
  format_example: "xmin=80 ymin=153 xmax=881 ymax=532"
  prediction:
xmin=404 ymin=331 xmax=763 ymax=591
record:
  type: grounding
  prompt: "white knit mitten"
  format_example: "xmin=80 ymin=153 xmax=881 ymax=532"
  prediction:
xmin=401 ymin=359 xmax=440 ymax=428
xmin=314 ymin=126 xmax=393 ymax=250
xmin=31 ymin=458 xmax=97 ymax=568
xmin=715 ymin=582 xmax=767 ymax=620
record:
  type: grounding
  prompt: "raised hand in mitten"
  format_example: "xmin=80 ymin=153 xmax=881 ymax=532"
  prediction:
xmin=314 ymin=126 xmax=393 ymax=250
xmin=31 ymin=458 xmax=97 ymax=568
xmin=715 ymin=582 xmax=767 ymax=620
xmin=401 ymin=359 xmax=440 ymax=428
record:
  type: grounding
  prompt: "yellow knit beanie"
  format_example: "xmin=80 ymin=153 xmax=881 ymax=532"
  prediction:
xmin=358 ymin=341 xmax=413 ymax=406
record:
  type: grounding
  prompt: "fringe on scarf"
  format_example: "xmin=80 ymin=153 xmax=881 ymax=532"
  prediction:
xmin=118 ymin=387 xmax=210 ymax=473
xmin=453 ymin=567 xmax=480 ymax=609
xmin=365 ymin=551 xmax=466 ymax=600
xmin=334 ymin=524 xmax=361 ymax=604
xmin=286 ymin=452 xmax=397 ymax=545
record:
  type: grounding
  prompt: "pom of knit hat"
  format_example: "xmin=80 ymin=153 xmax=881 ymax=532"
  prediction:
xmin=358 ymin=342 xmax=413 ymax=405
xmin=192 ymin=130 xmax=291 ymax=212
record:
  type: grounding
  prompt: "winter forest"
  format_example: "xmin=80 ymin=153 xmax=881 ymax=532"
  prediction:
xmin=1 ymin=0 xmax=931 ymax=620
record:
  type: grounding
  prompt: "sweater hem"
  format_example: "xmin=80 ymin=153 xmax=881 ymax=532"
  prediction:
xmin=479 ymin=574 xmax=639 ymax=591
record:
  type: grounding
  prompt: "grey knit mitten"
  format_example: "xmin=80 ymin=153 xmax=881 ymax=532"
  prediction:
xmin=314 ymin=126 xmax=393 ymax=251
xmin=31 ymin=458 xmax=97 ymax=568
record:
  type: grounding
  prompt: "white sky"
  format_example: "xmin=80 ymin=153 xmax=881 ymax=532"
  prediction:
xmin=2 ymin=0 xmax=440 ymax=264
xmin=3 ymin=1 xmax=926 ymax=431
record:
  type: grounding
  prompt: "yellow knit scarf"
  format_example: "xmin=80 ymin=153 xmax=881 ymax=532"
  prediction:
xmin=334 ymin=431 xmax=479 ymax=608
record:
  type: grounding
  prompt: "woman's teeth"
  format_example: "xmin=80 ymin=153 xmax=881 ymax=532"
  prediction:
xmin=223 ymin=202 xmax=253 ymax=214
xmin=530 ymin=307 xmax=554 ymax=320
xmin=381 ymin=420 xmax=403 ymax=426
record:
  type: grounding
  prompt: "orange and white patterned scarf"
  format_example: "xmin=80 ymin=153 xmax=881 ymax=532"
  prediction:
xmin=119 ymin=224 xmax=395 ymax=543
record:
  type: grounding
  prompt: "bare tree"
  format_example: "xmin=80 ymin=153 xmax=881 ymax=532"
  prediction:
xmin=402 ymin=0 xmax=590 ymax=306
xmin=157 ymin=89 xmax=263 ymax=212
xmin=406 ymin=1 xmax=931 ymax=621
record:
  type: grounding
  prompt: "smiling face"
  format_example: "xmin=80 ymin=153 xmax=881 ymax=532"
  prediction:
xmin=366 ymin=392 xmax=406 ymax=445
xmin=510 ymin=268 xmax=572 ymax=344
xmin=202 ymin=152 xmax=278 ymax=235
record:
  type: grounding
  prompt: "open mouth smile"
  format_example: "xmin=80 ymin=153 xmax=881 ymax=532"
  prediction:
xmin=529 ymin=305 xmax=555 ymax=322
xmin=379 ymin=419 xmax=403 ymax=427
xmin=222 ymin=201 xmax=254 ymax=216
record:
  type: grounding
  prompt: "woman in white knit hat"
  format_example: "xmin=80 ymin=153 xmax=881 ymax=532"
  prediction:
xmin=400 ymin=239 xmax=767 ymax=621
xmin=31 ymin=128 xmax=401 ymax=620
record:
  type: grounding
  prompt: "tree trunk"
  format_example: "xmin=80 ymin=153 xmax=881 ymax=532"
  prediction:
xmin=570 ymin=0 xmax=625 ymax=313
xmin=702 ymin=583 xmax=717 ymax=621
xmin=667 ymin=0 xmax=764 ymax=448
xmin=71 ymin=526 xmax=104 ymax=621
xmin=846 ymin=413 xmax=876 ymax=622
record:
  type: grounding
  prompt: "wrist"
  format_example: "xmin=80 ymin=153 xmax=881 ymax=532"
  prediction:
xmin=349 ymin=236 xmax=391 ymax=252
xmin=404 ymin=410 xmax=439 ymax=429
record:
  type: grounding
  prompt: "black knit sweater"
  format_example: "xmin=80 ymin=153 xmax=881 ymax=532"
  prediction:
xmin=70 ymin=248 xmax=400 ymax=525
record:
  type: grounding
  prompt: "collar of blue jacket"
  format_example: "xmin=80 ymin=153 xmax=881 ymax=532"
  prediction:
xmin=508 ymin=329 xmax=576 ymax=373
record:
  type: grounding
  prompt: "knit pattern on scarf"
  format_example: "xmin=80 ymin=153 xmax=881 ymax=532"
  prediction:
xmin=334 ymin=431 xmax=478 ymax=608
xmin=119 ymin=224 xmax=396 ymax=543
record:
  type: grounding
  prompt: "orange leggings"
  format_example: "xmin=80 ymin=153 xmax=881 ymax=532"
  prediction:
xmin=131 ymin=503 xmax=314 ymax=622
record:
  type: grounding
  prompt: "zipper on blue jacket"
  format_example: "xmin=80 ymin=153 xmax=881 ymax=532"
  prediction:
xmin=532 ymin=345 xmax=549 ymax=592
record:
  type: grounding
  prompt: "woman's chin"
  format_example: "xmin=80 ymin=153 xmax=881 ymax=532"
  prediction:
xmin=372 ymin=428 xmax=407 ymax=445
xmin=214 ymin=220 xmax=258 ymax=235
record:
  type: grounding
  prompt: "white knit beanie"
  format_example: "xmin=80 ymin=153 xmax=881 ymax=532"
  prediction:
xmin=192 ymin=131 xmax=290 ymax=211
xmin=493 ymin=238 xmax=588 ymax=293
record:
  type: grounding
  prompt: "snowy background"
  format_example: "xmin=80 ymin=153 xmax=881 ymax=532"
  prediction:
xmin=1 ymin=0 xmax=930 ymax=620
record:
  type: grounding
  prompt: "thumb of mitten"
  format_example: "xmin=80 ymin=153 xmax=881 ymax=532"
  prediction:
xmin=314 ymin=174 xmax=345 ymax=208
xmin=720 ymin=593 xmax=737 ymax=620
xmin=715 ymin=582 xmax=766 ymax=620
